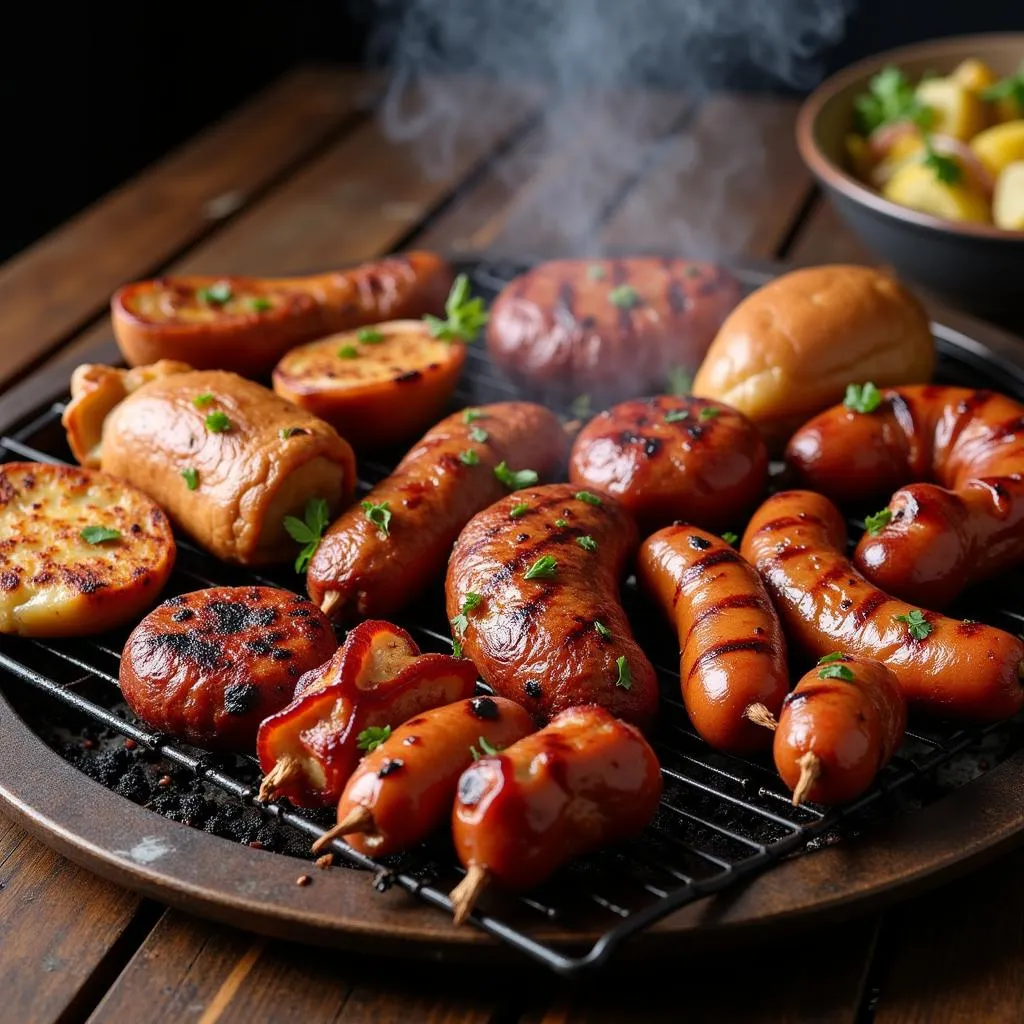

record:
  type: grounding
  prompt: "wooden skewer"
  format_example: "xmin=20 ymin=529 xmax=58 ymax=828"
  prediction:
xmin=257 ymin=755 xmax=301 ymax=802
xmin=743 ymin=702 xmax=778 ymax=731
xmin=310 ymin=806 xmax=374 ymax=854
xmin=320 ymin=590 xmax=342 ymax=618
xmin=450 ymin=864 xmax=489 ymax=927
xmin=791 ymin=751 xmax=821 ymax=807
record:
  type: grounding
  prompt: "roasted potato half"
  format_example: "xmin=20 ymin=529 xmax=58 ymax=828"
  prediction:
xmin=272 ymin=320 xmax=466 ymax=448
xmin=0 ymin=462 xmax=175 ymax=636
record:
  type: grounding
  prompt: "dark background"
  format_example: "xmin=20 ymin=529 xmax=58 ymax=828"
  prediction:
xmin=2 ymin=0 xmax=1022 ymax=263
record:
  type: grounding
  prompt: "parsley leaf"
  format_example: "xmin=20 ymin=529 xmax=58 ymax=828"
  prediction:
xmin=587 ymin=264 xmax=606 ymax=281
xmin=469 ymin=425 xmax=489 ymax=443
xmin=615 ymin=655 xmax=633 ymax=690
xmin=923 ymin=137 xmax=962 ymax=185
xmin=358 ymin=327 xmax=384 ymax=344
xmin=819 ymin=663 xmax=855 ymax=681
xmin=192 ymin=392 xmax=215 ymax=408
xmin=575 ymin=490 xmax=602 ymax=506
xmin=894 ymin=608 xmax=933 ymax=641
xmin=721 ymin=532 xmax=738 ymax=546
xmin=524 ymin=555 xmax=558 ymax=580
xmin=594 ymin=620 xmax=612 ymax=640
xmin=462 ymin=408 xmax=485 ymax=423
xmin=570 ymin=394 xmax=593 ymax=420
xmin=844 ymin=382 xmax=883 ymax=414
xmin=451 ymin=612 xmax=469 ymax=636
xmin=854 ymin=66 xmax=935 ymax=135
xmin=576 ymin=535 xmax=598 ymax=552
xmin=608 ymin=284 xmax=640 ymax=309
xmin=666 ymin=366 xmax=693 ymax=396
xmin=864 ymin=508 xmax=893 ymax=536
xmin=204 ymin=411 xmax=232 ymax=433
xmin=470 ymin=735 xmax=503 ymax=760
xmin=248 ymin=296 xmax=273 ymax=312
xmin=181 ymin=467 xmax=199 ymax=490
xmin=283 ymin=497 xmax=331 ymax=573
xmin=337 ymin=344 xmax=359 ymax=359
xmin=80 ymin=525 xmax=121 ymax=544
xmin=818 ymin=652 xmax=846 ymax=663
xmin=664 ymin=408 xmax=690 ymax=423
xmin=451 ymin=635 xmax=464 ymax=658
xmin=981 ymin=61 xmax=1024 ymax=110
xmin=510 ymin=502 xmax=529 ymax=519
xmin=462 ymin=592 xmax=482 ymax=613
xmin=424 ymin=273 xmax=489 ymax=343
xmin=459 ymin=449 xmax=480 ymax=466
xmin=494 ymin=461 xmax=538 ymax=490
xmin=361 ymin=500 xmax=392 ymax=537
xmin=357 ymin=725 xmax=391 ymax=752
xmin=699 ymin=406 xmax=720 ymax=421
xmin=197 ymin=281 xmax=233 ymax=305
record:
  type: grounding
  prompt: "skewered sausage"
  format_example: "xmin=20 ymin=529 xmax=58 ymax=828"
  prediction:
xmin=445 ymin=483 xmax=659 ymax=729
xmin=637 ymin=525 xmax=788 ymax=752
xmin=308 ymin=402 xmax=566 ymax=623
xmin=786 ymin=385 xmax=1024 ymax=607
xmin=569 ymin=395 xmax=768 ymax=532
xmin=311 ymin=695 xmax=535 ymax=857
xmin=449 ymin=705 xmax=662 ymax=924
xmin=748 ymin=654 xmax=906 ymax=805
xmin=120 ymin=587 xmax=336 ymax=751
xmin=741 ymin=490 xmax=1024 ymax=721
xmin=257 ymin=619 xmax=478 ymax=807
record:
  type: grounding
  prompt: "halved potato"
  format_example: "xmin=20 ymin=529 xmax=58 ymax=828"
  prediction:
xmin=970 ymin=120 xmax=1024 ymax=176
xmin=0 ymin=462 xmax=176 ymax=636
xmin=951 ymin=59 xmax=999 ymax=96
xmin=272 ymin=320 xmax=466 ymax=448
xmin=993 ymin=161 xmax=1024 ymax=230
xmin=883 ymin=162 xmax=990 ymax=223
xmin=916 ymin=78 xmax=988 ymax=141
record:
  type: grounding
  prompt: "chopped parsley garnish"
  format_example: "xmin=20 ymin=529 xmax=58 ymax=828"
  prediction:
xmin=469 ymin=425 xmax=489 ymax=443
xmin=197 ymin=281 xmax=233 ymax=305
xmin=854 ymin=66 xmax=935 ymax=135
xmin=358 ymin=327 xmax=384 ymax=344
xmin=844 ymin=382 xmax=883 ymax=414
xmin=337 ymin=344 xmax=359 ymax=359
xmin=459 ymin=449 xmax=480 ymax=466
xmin=451 ymin=612 xmax=469 ymax=637
xmin=361 ymin=500 xmax=392 ymax=537
xmin=451 ymin=593 xmax=482 ymax=639
xmin=570 ymin=394 xmax=593 ymax=420
xmin=699 ymin=406 xmax=720 ymax=421
xmin=510 ymin=502 xmax=529 ymax=519
xmin=181 ymin=467 xmax=199 ymax=491
xmin=462 ymin=592 xmax=483 ymax=613
xmin=554 ymin=518 xmax=568 ymax=528
xmin=981 ymin=62 xmax=1024 ymax=109
xmin=524 ymin=555 xmax=558 ymax=580
xmin=470 ymin=735 xmax=502 ymax=760
xmin=576 ymin=535 xmax=598 ymax=552
xmin=894 ymin=608 xmax=933 ymax=641
xmin=587 ymin=264 xmax=606 ymax=281
xmin=462 ymin=408 xmax=485 ymax=423
xmin=664 ymin=408 xmax=690 ymax=423
xmin=575 ymin=490 xmax=602 ymax=506
xmin=608 ymin=284 xmax=640 ymax=309
xmin=192 ymin=392 xmax=215 ymax=408
xmin=666 ymin=365 xmax=693 ymax=396
xmin=594 ymin=620 xmax=612 ymax=640
xmin=283 ymin=497 xmax=331 ymax=573
xmin=615 ymin=655 xmax=633 ymax=690
xmin=204 ymin=411 xmax=232 ymax=433
xmin=819 ymin=663 xmax=855 ymax=681
xmin=923 ymin=137 xmax=962 ymax=185
xmin=451 ymin=635 xmax=463 ymax=658
xmin=818 ymin=652 xmax=846 ymax=663
xmin=357 ymin=725 xmax=391 ymax=752
xmin=80 ymin=525 xmax=121 ymax=545
xmin=721 ymin=532 xmax=738 ymax=546
xmin=494 ymin=461 xmax=537 ymax=490
xmin=424 ymin=273 xmax=489 ymax=343
xmin=864 ymin=508 xmax=893 ymax=536
xmin=248 ymin=296 xmax=273 ymax=312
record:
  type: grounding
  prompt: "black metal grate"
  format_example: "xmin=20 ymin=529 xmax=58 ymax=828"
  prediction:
xmin=1 ymin=258 xmax=1022 ymax=977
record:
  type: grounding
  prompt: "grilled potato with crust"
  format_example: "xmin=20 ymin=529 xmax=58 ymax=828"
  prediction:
xmin=0 ymin=462 xmax=175 ymax=636
xmin=272 ymin=320 xmax=466 ymax=448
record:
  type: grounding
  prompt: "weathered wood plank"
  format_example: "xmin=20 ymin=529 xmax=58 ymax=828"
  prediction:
xmin=787 ymin=194 xmax=875 ymax=266
xmin=0 ymin=67 xmax=376 ymax=390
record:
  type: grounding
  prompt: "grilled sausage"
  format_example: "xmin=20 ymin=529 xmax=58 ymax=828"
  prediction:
xmin=569 ymin=395 xmax=768 ymax=532
xmin=308 ymin=402 xmax=566 ymax=623
xmin=445 ymin=483 xmax=659 ymax=729
xmin=449 ymin=705 xmax=662 ymax=922
xmin=741 ymin=490 xmax=1024 ymax=721
xmin=72 ymin=367 xmax=356 ymax=565
xmin=111 ymin=251 xmax=454 ymax=377
xmin=786 ymin=385 xmax=1024 ymax=607
xmin=312 ymin=695 xmax=535 ymax=857
xmin=637 ymin=525 xmax=788 ymax=752
xmin=768 ymin=654 xmax=906 ymax=806
xmin=120 ymin=587 xmax=336 ymax=751
xmin=487 ymin=259 xmax=742 ymax=406
xmin=256 ymin=619 xmax=478 ymax=807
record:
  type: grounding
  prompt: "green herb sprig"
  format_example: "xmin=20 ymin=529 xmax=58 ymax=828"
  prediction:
xmin=357 ymin=725 xmax=391 ymax=752
xmin=424 ymin=274 xmax=489 ymax=343
xmin=283 ymin=497 xmax=331 ymax=573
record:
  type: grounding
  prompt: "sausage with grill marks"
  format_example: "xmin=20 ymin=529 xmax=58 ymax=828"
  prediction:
xmin=638 ymin=525 xmax=788 ymax=752
xmin=445 ymin=483 xmax=659 ymax=729
xmin=307 ymin=402 xmax=567 ymax=623
xmin=741 ymin=490 xmax=1024 ymax=721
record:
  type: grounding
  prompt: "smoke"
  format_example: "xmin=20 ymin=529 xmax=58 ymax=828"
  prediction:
xmin=354 ymin=0 xmax=857 ymax=255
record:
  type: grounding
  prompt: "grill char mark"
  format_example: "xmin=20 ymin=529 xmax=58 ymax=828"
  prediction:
xmin=687 ymin=638 xmax=776 ymax=678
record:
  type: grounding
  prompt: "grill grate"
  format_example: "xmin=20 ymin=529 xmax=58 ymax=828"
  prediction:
xmin=0 ymin=258 xmax=1022 ymax=977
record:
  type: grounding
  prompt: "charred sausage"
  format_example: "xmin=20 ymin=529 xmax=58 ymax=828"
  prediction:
xmin=311 ymin=695 xmax=535 ymax=857
xmin=569 ymin=395 xmax=768 ymax=532
xmin=120 ymin=587 xmax=336 ymax=751
xmin=487 ymin=259 xmax=742 ymax=406
xmin=449 ymin=705 xmax=662 ymax=923
xmin=637 ymin=525 xmax=788 ymax=752
xmin=786 ymin=385 xmax=1024 ymax=607
xmin=308 ymin=402 xmax=566 ymax=623
xmin=741 ymin=490 xmax=1024 ymax=721
xmin=445 ymin=483 xmax=659 ymax=729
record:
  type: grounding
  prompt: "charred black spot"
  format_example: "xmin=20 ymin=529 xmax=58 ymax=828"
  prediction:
xmin=643 ymin=437 xmax=661 ymax=457
xmin=224 ymin=683 xmax=259 ymax=715
xmin=470 ymin=696 xmax=499 ymax=720
xmin=667 ymin=280 xmax=689 ymax=314
xmin=271 ymin=649 xmax=293 ymax=661
xmin=245 ymin=638 xmax=274 ymax=655
xmin=164 ymin=595 xmax=186 ymax=606
xmin=525 ymin=679 xmax=543 ymax=699
xmin=0 ymin=569 xmax=21 ymax=591
xmin=517 ymin=533 xmax=529 ymax=542
xmin=839 ymin=599 xmax=853 ymax=610
xmin=149 ymin=632 xmax=224 ymax=671
xmin=205 ymin=600 xmax=278 ymax=635
xmin=288 ymin=608 xmax=313 ymax=618
xmin=377 ymin=758 xmax=404 ymax=778
xmin=689 ymin=535 xmax=711 ymax=550
xmin=395 ymin=371 xmax=422 ymax=384
xmin=171 ymin=609 xmax=196 ymax=623
xmin=686 ymin=424 xmax=705 ymax=441
xmin=130 ymin=523 xmax=142 ymax=535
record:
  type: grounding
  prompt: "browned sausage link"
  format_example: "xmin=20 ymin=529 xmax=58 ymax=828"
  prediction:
xmin=768 ymin=654 xmax=906 ymax=806
xmin=307 ymin=402 xmax=566 ymax=623
xmin=786 ymin=385 xmax=1024 ymax=607
xmin=445 ymin=483 xmax=659 ymax=729
xmin=741 ymin=490 xmax=1024 ymax=722
xmin=638 ymin=525 xmax=788 ymax=752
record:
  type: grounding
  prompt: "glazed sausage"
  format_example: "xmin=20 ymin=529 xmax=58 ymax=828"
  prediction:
xmin=308 ymin=402 xmax=566 ymax=623
xmin=257 ymin=620 xmax=478 ymax=807
xmin=787 ymin=385 xmax=1024 ymax=607
xmin=312 ymin=695 xmax=535 ymax=858
xmin=741 ymin=490 xmax=1024 ymax=721
xmin=445 ymin=483 xmax=659 ymax=729
xmin=111 ymin=251 xmax=454 ymax=377
xmin=67 ymin=366 xmax=356 ymax=565
xmin=637 ymin=525 xmax=788 ymax=752
xmin=569 ymin=395 xmax=768 ymax=532
xmin=758 ymin=654 xmax=906 ymax=806
xmin=487 ymin=259 xmax=742 ymax=406
xmin=120 ymin=587 xmax=336 ymax=751
xmin=449 ymin=705 xmax=662 ymax=923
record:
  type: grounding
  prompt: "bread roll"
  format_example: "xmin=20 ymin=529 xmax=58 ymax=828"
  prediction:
xmin=692 ymin=266 xmax=934 ymax=448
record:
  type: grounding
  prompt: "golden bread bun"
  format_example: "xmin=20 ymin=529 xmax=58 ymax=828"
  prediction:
xmin=692 ymin=266 xmax=934 ymax=448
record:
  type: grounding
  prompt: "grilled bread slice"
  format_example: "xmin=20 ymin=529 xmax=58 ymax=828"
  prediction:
xmin=272 ymin=320 xmax=466 ymax=448
xmin=0 ymin=462 xmax=176 ymax=636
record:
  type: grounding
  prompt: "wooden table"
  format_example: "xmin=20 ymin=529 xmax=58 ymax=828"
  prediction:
xmin=1 ymin=66 xmax=1022 ymax=1024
